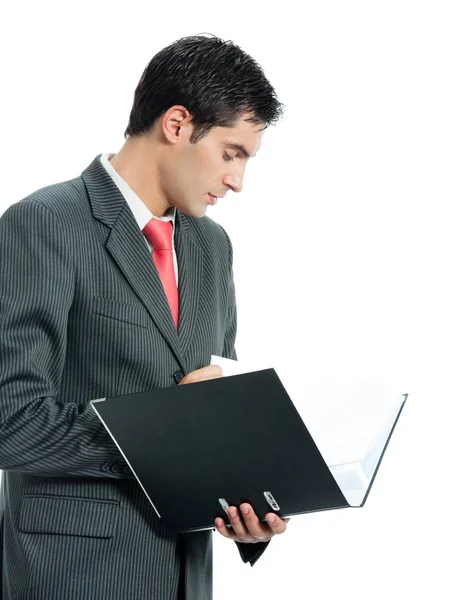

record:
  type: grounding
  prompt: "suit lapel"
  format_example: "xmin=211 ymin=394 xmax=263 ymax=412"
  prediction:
xmin=175 ymin=211 xmax=203 ymax=358
xmin=105 ymin=206 xmax=185 ymax=366
xmin=81 ymin=155 xmax=204 ymax=368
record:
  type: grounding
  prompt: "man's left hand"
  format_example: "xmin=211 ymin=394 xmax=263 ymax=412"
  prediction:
xmin=215 ymin=503 xmax=289 ymax=543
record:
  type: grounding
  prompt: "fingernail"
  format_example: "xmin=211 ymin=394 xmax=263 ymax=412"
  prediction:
xmin=216 ymin=519 xmax=222 ymax=527
xmin=228 ymin=508 xmax=237 ymax=518
xmin=268 ymin=515 xmax=276 ymax=524
xmin=241 ymin=506 xmax=249 ymax=515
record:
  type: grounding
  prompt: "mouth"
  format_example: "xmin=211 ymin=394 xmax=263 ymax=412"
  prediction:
xmin=207 ymin=193 xmax=218 ymax=205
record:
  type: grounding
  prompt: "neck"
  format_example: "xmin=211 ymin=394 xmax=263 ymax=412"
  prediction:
xmin=109 ymin=137 xmax=171 ymax=218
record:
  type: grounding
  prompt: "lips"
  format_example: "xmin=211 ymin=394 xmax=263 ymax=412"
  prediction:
xmin=207 ymin=194 xmax=217 ymax=205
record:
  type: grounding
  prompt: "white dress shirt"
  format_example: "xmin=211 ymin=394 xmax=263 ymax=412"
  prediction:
xmin=100 ymin=153 xmax=178 ymax=286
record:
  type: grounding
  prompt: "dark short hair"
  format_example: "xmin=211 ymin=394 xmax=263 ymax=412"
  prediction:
xmin=124 ymin=34 xmax=285 ymax=143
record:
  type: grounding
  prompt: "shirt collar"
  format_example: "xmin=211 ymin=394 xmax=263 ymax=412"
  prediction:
xmin=100 ymin=152 xmax=176 ymax=231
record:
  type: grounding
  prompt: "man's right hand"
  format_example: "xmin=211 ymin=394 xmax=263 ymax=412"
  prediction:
xmin=178 ymin=365 xmax=223 ymax=385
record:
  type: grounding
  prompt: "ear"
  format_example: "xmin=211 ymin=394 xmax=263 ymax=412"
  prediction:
xmin=161 ymin=106 xmax=194 ymax=144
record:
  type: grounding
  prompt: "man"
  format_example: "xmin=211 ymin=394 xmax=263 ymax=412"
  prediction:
xmin=0 ymin=35 xmax=287 ymax=599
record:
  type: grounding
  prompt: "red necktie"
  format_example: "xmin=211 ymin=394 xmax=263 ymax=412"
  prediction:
xmin=142 ymin=219 xmax=179 ymax=329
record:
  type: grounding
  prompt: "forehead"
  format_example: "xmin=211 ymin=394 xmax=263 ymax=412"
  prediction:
xmin=211 ymin=117 xmax=265 ymax=156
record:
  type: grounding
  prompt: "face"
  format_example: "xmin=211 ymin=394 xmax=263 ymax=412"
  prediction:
xmin=159 ymin=109 xmax=264 ymax=218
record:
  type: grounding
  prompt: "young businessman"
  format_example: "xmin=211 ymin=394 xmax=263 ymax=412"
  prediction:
xmin=0 ymin=35 xmax=287 ymax=599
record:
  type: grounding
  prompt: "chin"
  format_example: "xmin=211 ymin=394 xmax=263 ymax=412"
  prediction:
xmin=178 ymin=204 xmax=207 ymax=219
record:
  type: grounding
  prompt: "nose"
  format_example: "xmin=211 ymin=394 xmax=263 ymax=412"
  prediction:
xmin=223 ymin=172 xmax=244 ymax=194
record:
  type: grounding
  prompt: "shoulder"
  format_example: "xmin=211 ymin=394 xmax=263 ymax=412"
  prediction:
xmin=2 ymin=176 xmax=88 ymax=224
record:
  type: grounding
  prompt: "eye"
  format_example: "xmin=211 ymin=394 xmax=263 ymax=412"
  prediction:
xmin=223 ymin=153 xmax=234 ymax=162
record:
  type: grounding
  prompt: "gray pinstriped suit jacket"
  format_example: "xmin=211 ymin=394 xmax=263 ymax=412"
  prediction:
xmin=0 ymin=155 xmax=269 ymax=599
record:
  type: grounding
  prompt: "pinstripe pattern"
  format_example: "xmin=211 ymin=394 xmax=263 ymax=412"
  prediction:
xmin=0 ymin=155 xmax=268 ymax=599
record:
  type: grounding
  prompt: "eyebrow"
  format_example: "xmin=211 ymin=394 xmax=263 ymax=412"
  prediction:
xmin=224 ymin=143 xmax=255 ymax=158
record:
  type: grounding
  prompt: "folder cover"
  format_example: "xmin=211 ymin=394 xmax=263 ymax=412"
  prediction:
xmin=91 ymin=369 xmax=407 ymax=533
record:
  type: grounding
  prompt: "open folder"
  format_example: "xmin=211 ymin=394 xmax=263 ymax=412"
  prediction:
xmin=91 ymin=366 xmax=407 ymax=534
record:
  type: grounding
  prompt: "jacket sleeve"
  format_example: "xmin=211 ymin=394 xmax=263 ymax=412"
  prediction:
xmin=219 ymin=226 xmax=271 ymax=566
xmin=0 ymin=199 xmax=131 ymax=478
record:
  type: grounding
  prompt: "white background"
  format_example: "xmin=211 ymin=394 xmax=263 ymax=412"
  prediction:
xmin=1 ymin=1 xmax=450 ymax=598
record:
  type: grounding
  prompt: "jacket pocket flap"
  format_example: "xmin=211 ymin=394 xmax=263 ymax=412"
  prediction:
xmin=92 ymin=296 xmax=148 ymax=328
xmin=19 ymin=495 xmax=120 ymax=539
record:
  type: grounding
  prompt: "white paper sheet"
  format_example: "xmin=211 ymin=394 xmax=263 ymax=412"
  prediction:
xmin=209 ymin=354 xmax=405 ymax=506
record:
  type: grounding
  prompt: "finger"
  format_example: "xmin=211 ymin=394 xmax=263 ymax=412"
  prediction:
xmin=191 ymin=365 xmax=222 ymax=379
xmin=226 ymin=506 xmax=254 ymax=542
xmin=180 ymin=365 xmax=223 ymax=385
xmin=207 ymin=365 xmax=223 ymax=377
xmin=214 ymin=517 xmax=241 ymax=541
xmin=239 ymin=504 xmax=273 ymax=541
xmin=265 ymin=513 xmax=288 ymax=535
xmin=180 ymin=374 xmax=219 ymax=385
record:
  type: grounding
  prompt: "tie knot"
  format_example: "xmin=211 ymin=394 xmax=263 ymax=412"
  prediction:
xmin=143 ymin=219 xmax=173 ymax=250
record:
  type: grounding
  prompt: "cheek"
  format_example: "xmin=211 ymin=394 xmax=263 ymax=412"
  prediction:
xmin=196 ymin=148 xmax=222 ymax=182
xmin=178 ymin=147 xmax=221 ymax=195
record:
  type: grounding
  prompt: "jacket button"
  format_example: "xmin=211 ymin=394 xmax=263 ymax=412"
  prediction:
xmin=173 ymin=370 xmax=184 ymax=384
xmin=100 ymin=462 xmax=110 ymax=473
xmin=123 ymin=465 xmax=131 ymax=475
xmin=111 ymin=464 xmax=121 ymax=474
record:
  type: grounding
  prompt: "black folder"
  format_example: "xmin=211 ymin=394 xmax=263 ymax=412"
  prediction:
xmin=91 ymin=369 xmax=407 ymax=534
